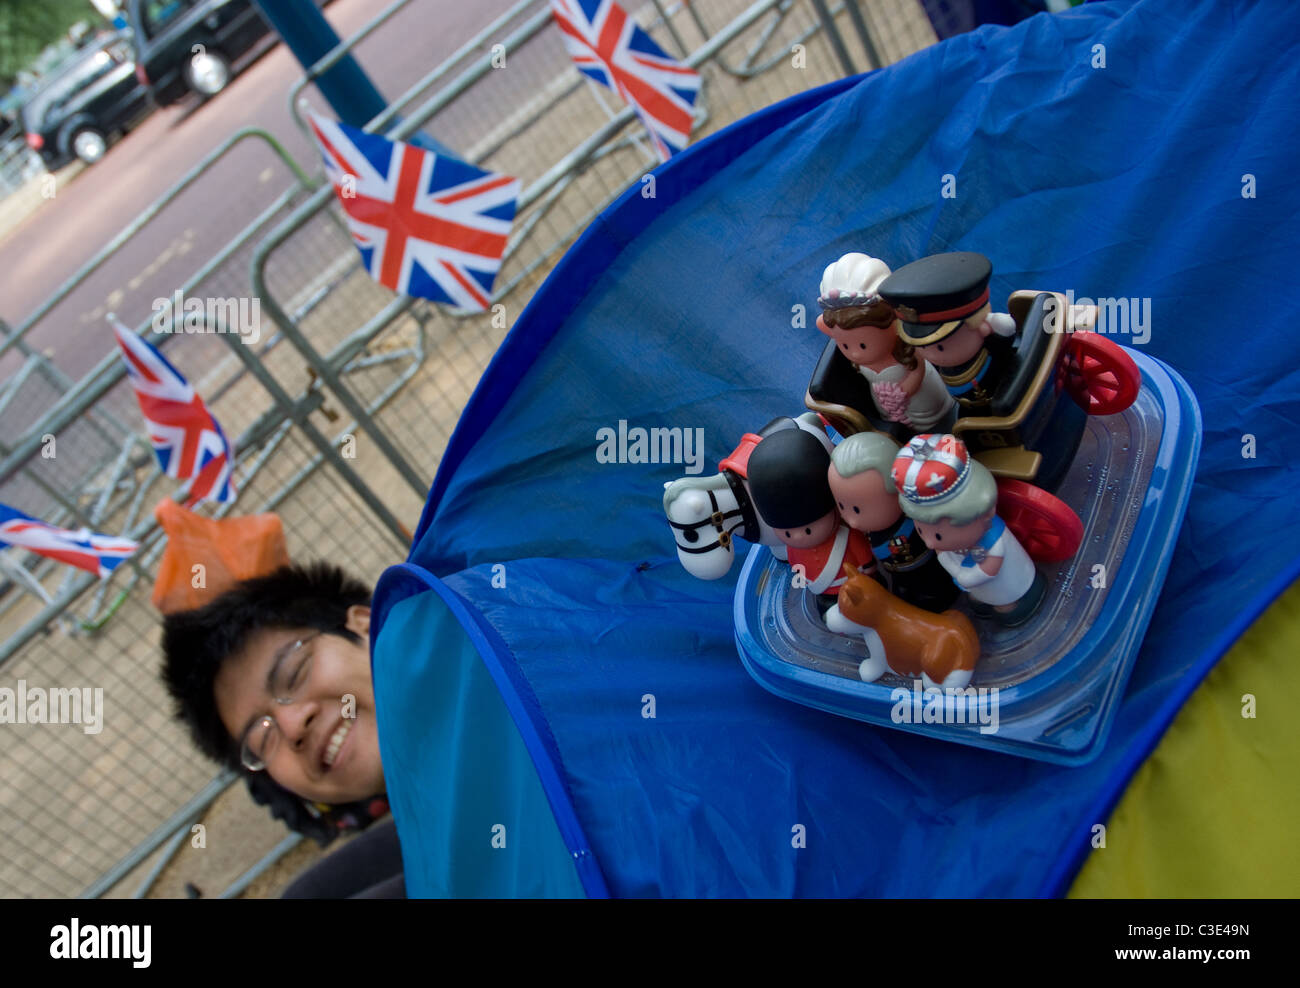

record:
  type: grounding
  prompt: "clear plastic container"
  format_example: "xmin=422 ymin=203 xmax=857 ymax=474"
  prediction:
xmin=733 ymin=349 xmax=1201 ymax=765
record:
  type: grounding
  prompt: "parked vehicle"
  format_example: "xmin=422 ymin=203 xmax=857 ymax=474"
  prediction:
xmin=127 ymin=0 xmax=285 ymax=105
xmin=21 ymin=33 xmax=152 ymax=167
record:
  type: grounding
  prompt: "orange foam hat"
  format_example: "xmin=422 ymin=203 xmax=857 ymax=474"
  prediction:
xmin=151 ymin=498 xmax=290 ymax=614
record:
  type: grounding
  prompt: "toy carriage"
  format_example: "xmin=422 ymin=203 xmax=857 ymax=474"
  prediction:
xmin=665 ymin=275 xmax=1200 ymax=765
xmin=806 ymin=289 xmax=1142 ymax=564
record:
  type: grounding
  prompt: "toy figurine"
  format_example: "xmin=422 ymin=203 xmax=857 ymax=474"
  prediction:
xmin=746 ymin=427 xmax=871 ymax=597
xmin=877 ymin=252 xmax=1017 ymax=414
xmin=892 ymin=433 xmax=1046 ymax=626
xmin=832 ymin=565 xmax=980 ymax=688
xmin=816 ymin=253 xmax=956 ymax=430
xmin=826 ymin=432 xmax=959 ymax=613
xmin=663 ymin=413 xmax=831 ymax=580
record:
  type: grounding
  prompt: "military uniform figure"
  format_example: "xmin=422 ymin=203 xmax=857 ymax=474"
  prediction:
xmin=747 ymin=428 xmax=872 ymax=597
xmin=878 ymin=252 xmax=1018 ymax=414
xmin=826 ymin=431 xmax=959 ymax=614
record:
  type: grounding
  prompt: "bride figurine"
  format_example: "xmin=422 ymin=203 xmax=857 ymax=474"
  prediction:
xmin=816 ymin=252 xmax=955 ymax=431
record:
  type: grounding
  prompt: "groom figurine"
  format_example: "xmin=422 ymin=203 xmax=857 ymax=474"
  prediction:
xmin=878 ymin=251 xmax=1018 ymax=414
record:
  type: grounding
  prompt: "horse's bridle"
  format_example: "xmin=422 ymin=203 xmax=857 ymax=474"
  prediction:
xmin=667 ymin=470 xmax=758 ymax=555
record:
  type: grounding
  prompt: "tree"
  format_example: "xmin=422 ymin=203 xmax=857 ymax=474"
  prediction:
xmin=0 ymin=0 xmax=108 ymax=90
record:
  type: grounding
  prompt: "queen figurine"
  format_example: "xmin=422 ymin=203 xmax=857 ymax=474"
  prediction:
xmin=891 ymin=433 xmax=1047 ymax=626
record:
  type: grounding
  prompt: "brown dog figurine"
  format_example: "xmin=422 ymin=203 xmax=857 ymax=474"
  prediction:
xmin=829 ymin=564 xmax=981 ymax=688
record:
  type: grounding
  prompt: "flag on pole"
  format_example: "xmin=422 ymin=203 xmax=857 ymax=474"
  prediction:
xmin=550 ymin=0 xmax=701 ymax=161
xmin=110 ymin=318 xmax=237 ymax=504
xmin=307 ymin=114 xmax=519 ymax=311
xmin=0 ymin=504 xmax=138 ymax=578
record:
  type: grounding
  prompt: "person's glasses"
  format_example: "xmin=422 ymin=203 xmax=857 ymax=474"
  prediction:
xmin=240 ymin=633 xmax=320 ymax=772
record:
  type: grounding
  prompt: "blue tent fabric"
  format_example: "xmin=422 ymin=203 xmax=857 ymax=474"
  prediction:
xmin=371 ymin=582 xmax=591 ymax=897
xmin=370 ymin=0 xmax=1300 ymax=896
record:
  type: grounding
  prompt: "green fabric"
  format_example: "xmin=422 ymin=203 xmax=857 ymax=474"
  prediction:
xmin=373 ymin=590 xmax=586 ymax=898
xmin=1071 ymin=579 xmax=1300 ymax=898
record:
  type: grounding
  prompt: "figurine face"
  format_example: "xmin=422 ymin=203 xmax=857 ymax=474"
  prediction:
xmin=828 ymin=465 xmax=901 ymax=533
xmin=913 ymin=508 xmax=996 ymax=553
xmin=915 ymin=304 xmax=992 ymax=368
xmin=778 ymin=509 xmax=839 ymax=549
xmin=817 ymin=313 xmax=898 ymax=367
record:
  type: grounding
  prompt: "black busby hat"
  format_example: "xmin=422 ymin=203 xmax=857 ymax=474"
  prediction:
xmin=877 ymin=252 xmax=993 ymax=346
xmin=746 ymin=428 xmax=835 ymax=530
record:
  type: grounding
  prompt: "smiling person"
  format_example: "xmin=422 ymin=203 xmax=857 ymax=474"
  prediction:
xmin=161 ymin=561 xmax=403 ymax=898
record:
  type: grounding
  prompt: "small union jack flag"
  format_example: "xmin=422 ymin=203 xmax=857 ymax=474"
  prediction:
xmin=551 ymin=0 xmax=700 ymax=161
xmin=308 ymin=114 xmax=519 ymax=312
xmin=110 ymin=318 xmax=237 ymax=505
xmin=0 ymin=504 xmax=138 ymax=579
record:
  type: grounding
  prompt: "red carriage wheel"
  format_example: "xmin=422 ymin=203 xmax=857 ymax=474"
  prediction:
xmin=1060 ymin=331 xmax=1141 ymax=415
xmin=995 ymin=479 xmax=1083 ymax=563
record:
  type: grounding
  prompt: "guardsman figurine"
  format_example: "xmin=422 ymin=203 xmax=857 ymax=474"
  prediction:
xmin=892 ymin=433 xmax=1046 ymax=626
xmin=826 ymin=431 xmax=959 ymax=613
xmin=746 ymin=427 xmax=871 ymax=598
xmin=877 ymin=252 xmax=1017 ymax=414
xmin=816 ymin=252 xmax=956 ymax=430
xmin=661 ymin=413 xmax=831 ymax=582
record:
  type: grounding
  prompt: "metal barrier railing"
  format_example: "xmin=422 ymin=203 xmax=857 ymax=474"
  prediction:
xmin=0 ymin=135 xmax=44 ymax=199
xmin=0 ymin=129 xmax=319 ymax=617
xmin=251 ymin=0 xmax=874 ymax=494
xmin=0 ymin=0 xmax=930 ymax=898
xmin=0 ymin=120 xmax=423 ymax=624
xmin=0 ymin=129 xmax=314 ymax=364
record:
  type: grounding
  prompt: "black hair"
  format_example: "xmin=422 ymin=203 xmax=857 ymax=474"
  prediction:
xmin=161 ymin=561 xmax=384 ymax=844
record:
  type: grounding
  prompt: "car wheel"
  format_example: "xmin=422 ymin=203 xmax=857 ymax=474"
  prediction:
xmin=184 ymin=48 xmax=232 ymax=97
xmin=71 ymin=126 xmax=108 ymax=164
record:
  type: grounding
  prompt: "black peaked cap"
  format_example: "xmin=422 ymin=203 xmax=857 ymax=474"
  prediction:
xmin=877 ymin=251 xmax=993 ymax=319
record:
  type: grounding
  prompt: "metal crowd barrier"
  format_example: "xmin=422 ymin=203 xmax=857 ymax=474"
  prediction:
xmin=251 ymin=0 xmax=883 ymax=496
xmin=0 ymin=132 xmax=44 ymax=199
xmin=0 ymin=130 xmax=316 ymax=619
xmin=0 ymin=0 xmax=923 ymax=898
xmin=0 ymin=132 xmax=418 ymax=896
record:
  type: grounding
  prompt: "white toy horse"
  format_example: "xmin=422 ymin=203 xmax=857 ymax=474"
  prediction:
xmin=663 ymin=413 xmax=831 ymax=580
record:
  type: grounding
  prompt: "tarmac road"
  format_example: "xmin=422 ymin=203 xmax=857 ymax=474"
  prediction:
xmin=0 ymin=0 xmax=522 ymax=385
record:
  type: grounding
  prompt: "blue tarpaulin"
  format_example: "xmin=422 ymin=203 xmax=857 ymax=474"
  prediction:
xmin=370 ymin=0 xmax=1300 ymax=896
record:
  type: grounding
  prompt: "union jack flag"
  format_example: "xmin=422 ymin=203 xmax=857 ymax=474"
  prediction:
xmin=110 ymin=318 xmax=237 ymax=505
xmin=0 ymin=504 xmax=138 ymax=579
xmin=550 ymin=0 xmax=700 ymax=161
xmin=308 ymin=114 xmax=519 ymax=312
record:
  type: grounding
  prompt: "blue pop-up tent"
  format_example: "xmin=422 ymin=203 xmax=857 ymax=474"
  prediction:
xmin=368 ymin=0 xmax=1300 ymax=897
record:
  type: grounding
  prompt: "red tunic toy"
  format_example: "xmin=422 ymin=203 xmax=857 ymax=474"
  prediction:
xmin=787 ymin=524 xmax=872 ymax=596
xmin=745 ymin=427 xmax=871 ymax=597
